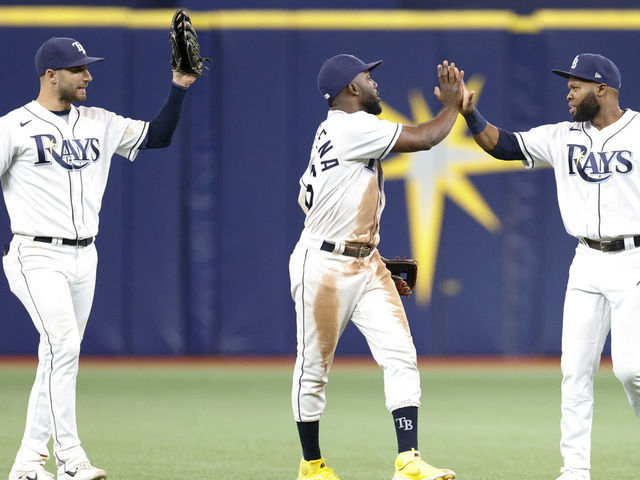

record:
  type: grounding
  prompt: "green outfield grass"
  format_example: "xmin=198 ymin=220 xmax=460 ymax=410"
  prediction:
xmin=0 ymin=360 xmax=638 ymax=480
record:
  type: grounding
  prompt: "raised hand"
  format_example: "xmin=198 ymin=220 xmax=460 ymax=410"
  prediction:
xmin=460 ymin=77 xmax=477 ymax=115
xmin=434 ymin=60 xmax=463 ymax=108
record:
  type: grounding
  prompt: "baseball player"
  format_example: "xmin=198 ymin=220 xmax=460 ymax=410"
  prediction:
xmin=460 ymin=53 xmax=640 ymax=480
xmin=290 ymin=54 xmax=469 ymax=480
xmin=2 ymin=37 xmax=197 ymax=480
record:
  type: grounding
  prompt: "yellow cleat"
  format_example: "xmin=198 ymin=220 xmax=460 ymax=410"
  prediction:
xmin=297 ymin=458 xmax=341 ymax=480
xmin=393 ymin=449 xmax=455 ymax=480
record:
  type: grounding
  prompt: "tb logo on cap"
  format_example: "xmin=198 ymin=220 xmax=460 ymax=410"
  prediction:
xmin=571 ymin=55 xmax=579 ymax=69
xmin=71 ymin=41 xmax=86 ymax=55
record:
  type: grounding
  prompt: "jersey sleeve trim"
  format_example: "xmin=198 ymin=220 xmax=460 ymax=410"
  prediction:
xmin=127 ymin=121 xmax=150 ymax=162
xmin=377 ymin=123 xmax=402 ymax=160
xmin=514 ymin=131 xmax=534 ymax=169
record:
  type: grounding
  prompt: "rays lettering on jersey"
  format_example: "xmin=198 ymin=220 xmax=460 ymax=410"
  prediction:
xmin=31 ymin=134 xmax=100 ymax=171
xmin=567 ymin=144 xmax=633 ymax=183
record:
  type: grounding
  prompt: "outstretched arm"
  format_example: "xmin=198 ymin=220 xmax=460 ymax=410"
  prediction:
xmin=460 ymin=79 xmax=525 ymax=161
xmin=392 ymin=60 xmax=466 ymax=153
xmin=141 ymin=72 xmax=198 ymax=150
xmin=141 ymin=8 xmax=204 ymax=149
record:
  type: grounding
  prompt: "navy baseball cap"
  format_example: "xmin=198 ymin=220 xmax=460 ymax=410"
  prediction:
xmin=35 ymin=37 xmax=104 ymax=76
xmin=317 ymin=54 xmax=382 ymax=101
xmin=552 ymin=53 xmax=621 ymax=89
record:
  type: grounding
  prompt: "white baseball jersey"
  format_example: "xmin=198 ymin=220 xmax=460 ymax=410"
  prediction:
xmin=515 ymin=109 xmax=640 ymax=239
xmin=0 ymin=100 xmax=149 ymax=239
xmin=297 ymin=109 xmax=402 ymax=247
xmin=516 ymin=108 xmax=640 ymax=471
xmin=290 ymin=108 xmax=419 ymax=423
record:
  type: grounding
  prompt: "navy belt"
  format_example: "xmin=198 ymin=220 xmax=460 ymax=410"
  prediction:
xmin=321 ymin=240 xmax=373 ymax=258
xmin=33 ymin=236 xmax=94 ymax=247
xmin=581 ymin=236 xmax=640 ymax=253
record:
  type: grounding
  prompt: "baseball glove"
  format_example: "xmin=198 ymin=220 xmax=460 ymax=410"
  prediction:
xmin=382 ymin=257 xmax=418 ymax=298
xmin=169 ymin=9 xmax=211 ymax=76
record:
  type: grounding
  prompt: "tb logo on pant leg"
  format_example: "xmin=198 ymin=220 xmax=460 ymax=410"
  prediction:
xmin=395 ymin=417 xmax=413 ymax=430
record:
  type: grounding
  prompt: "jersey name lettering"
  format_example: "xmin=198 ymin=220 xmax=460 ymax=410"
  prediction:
xmin=566 ymin=143 xmax=633 ymax=183
xmin=315 ymin=129 xmax=334 ymax=158
xmin=32 ymin=134 xmax=100 ymax=171
xmin=320 ymin=158 xmax=339 ymax=171
xmin=314 ymin=129 xmax=340 ymax=172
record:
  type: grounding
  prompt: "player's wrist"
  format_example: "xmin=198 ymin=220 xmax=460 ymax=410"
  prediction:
xmin=463 ymin=108 xmax=488 ymax=135
xmin=439 ymin=103 xmax=461 ymax=115
xmin=171 ymin=72 xmax=194 ymax=89
xmin=171 ymin=80 xmax=190 ymax=91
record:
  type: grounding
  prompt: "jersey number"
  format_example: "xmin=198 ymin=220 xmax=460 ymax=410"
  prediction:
xmin=305 ymin=184 xmax=314 ymax=210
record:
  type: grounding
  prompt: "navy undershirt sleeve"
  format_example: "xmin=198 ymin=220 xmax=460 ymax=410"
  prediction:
xmin=140 ymin=82 xmax=189 ymax=149
xmin=489 ymin=128 xmax=526 ymax=161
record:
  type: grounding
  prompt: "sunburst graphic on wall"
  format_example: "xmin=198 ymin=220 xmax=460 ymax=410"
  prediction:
xmin=380 ymin=76 xmax=525 ymax=305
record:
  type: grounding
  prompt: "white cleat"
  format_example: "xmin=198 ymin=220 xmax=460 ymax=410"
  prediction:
xmin=9 ymin=466 xmax=55 ymax=480
xmin=57 ymin=463 xmax=106 ymax=480
xmin=555 ymin=467 xmax=590 ymax=480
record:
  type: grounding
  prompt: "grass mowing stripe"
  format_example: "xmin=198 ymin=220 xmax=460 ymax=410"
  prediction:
xmin=0 ymin=364 xmax=637 ymax=480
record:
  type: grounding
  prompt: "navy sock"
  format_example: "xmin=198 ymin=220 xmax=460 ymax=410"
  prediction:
xmin=392 ymin=406 xmax=418 ymax=453
xmin=297 ymin=421 xmax=322 ymax=461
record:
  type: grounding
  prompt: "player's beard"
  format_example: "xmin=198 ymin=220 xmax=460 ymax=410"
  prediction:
xmin=362 ymin=91 xmax=382 ymax=115
xmin=58 ymin=82 xmax=87 ymax=104
xmin=572 ymin=91 xmax=600 ymax=122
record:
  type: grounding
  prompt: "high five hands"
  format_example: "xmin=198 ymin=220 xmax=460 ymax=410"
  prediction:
xmin=434 ymin=60 xmax=476 ymax=113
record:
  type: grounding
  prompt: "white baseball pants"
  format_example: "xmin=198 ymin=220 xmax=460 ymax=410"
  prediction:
xmin=289 ymin=243 xmax=421 ymax=422
xmin=3 ymin=235 xmax=97 ymax=473
xmin=560 ymin=243 xmax=640 ymax=470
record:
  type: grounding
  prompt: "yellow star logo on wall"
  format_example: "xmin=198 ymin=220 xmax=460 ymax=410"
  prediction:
xmin=380 ymin=76 xmax=526 ymax=305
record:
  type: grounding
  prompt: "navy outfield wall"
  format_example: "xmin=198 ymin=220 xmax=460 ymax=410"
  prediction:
xmin=1 ymin=8 xmax=638 ymax=355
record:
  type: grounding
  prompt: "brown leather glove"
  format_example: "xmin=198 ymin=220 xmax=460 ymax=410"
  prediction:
xmin=382 ymin=256 xmax=418 ymax=298
xmin=169 ymin=9 xmax=211 ymax=76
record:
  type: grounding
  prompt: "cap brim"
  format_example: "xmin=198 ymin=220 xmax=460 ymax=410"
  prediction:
xmin=551 ymin=69 xmax=571 ymax=79
xmin=364 ymin=60 xmax=383 ymax=72
xmin=60 ymin=56 xmax=104 ymax=69
xmin=552 ymin=68 xmax=601 ymax=84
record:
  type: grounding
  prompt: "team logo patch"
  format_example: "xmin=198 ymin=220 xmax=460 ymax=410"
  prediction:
xmin=31 ymin=134 xmax=100 ymax=170
xmin=567 ymin=144 xmax=633 ymax=183
xmin=395 ymin=417 xmax=414 ymax=431
xmin=71 ymin=41 xmax=86 ymax=55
